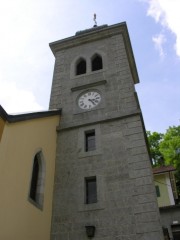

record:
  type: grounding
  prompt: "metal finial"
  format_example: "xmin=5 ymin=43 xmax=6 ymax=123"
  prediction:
xmin=93 ymin=13 xmax=97 ymax=27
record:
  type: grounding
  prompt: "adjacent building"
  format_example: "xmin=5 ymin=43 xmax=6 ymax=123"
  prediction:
xmin=0 ymin=105 xmax=61 ymax=240
xmin=153 ymin=165 xmax=180 ymax=240
xmin=153 ymin=165 xmax=178 ymax=208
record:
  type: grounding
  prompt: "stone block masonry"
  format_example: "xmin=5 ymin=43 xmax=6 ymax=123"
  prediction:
xmin=49 ymin=22 xmax=164 ymax=239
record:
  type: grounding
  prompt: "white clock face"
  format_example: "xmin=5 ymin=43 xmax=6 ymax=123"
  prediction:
xmin=78 ymin=91 xmax=101 ymax=110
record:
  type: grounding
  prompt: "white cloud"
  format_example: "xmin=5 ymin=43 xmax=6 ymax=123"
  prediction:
xmin=0 ymin=0 xmax=54 ymax=113
xmin=0 ymin=81 xmax=43 ymax=114
xmin=145 ymin=0 xmax=180 ymax=57
xmin=152 ymin=33 xmax=166 ymax=58
xmin=146 ymin=0 xmax=165 ymax=23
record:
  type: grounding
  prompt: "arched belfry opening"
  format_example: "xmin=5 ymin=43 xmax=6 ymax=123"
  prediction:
xmin=76 ymin=58 xmax=86 ymax=75
xmin=91 ymin=54 xmax=103 ymax=71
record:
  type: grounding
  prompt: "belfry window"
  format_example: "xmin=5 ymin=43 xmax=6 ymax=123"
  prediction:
xmin=29 ymin=151 xmax=45 ymax=209
xmin=76 ymin=58 xmax=86 ymax=75
xmin=91 ymin=54 xmax=103 ymax=71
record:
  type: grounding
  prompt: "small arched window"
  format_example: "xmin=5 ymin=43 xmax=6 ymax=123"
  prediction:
xmin=92 ymin=54 xmax=103 ymax=71
xmin=29 ymin=151 xmax=45 ymax=209
xmin=76 ymin=58 xmax=86 ymax=75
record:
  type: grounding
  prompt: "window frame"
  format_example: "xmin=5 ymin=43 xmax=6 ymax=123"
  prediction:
xmin=76 ymin=58 xmax=87 ymax=75
xmin=29 ymin=151 xmax=45 ymax=210
xmin=91 ymin=54 xmax=103 ymax=72
xmin=29 ymin=154 xmax=39 ymax=202
xmin=85 ymin=176 xmax=97 ymax=204
xmin=155 ymin=185 xmax=160 ymax=197
xmin=85 ymin=130 xmax=96 ymax=152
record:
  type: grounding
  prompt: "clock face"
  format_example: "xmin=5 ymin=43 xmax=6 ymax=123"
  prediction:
xmin=78 ymin=91 xmax=101 ymax=110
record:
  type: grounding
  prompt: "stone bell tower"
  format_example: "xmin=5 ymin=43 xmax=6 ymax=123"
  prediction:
xmin=49 ymin=22 xmax=163 ymax=240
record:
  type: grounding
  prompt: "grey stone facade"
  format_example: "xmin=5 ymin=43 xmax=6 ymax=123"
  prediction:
xmin=49 ymin=22 xmax=164 ymax=240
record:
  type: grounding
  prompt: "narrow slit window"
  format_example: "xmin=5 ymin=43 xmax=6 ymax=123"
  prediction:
xmin=92 ymin=54 xmax=103 ymax=71
xmin=85 ymin=130 xmax=96 ymax=152
xmin=85 ymin=177 xmax=97 ymax=204
xmin=29 ymin=152 xmax=45 ymax=209
xmin=30 ymin=155 xmax=39 ymax=201
xmin=76 ymin=58 xmax=86 ymax=75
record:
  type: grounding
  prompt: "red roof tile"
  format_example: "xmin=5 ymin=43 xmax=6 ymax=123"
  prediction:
xmin=153 ymin=165 xmax=176 ymax=174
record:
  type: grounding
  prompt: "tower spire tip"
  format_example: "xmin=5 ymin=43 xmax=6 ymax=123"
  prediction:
xmin=93 ymin=13 xmax=97 ymax=27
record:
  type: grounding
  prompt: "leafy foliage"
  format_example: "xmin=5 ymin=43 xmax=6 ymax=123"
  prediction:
xmin=147 ymin=126 xmax=180 ymax=167
xmin=147 ymin=125 xmax=180 ymax=197
xmin=146 ymin=131 xmax=164 ymax=166
xmin=159 ymin=126 xmax=180 ymax=167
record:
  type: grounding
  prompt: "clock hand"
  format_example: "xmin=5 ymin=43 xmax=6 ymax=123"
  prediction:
xmin=91 ymin=99 xmax=98 ymax=103
xmin=88 ymin=99 xmax=96 ymax=105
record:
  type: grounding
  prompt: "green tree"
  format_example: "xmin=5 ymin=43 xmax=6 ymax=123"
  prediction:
xmin=147 ymin=126 xmax=180 ymax=197
xmin=159 ymin=125 xmax=180 ymax=197
xmin=146 ymin=131 xmax=164 ymax=166
xmin=159 ymin=126 xmax=180 ymax=167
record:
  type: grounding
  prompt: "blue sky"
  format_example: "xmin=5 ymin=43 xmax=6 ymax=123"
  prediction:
xmin=0 ymin=0 xmax=179 ymax=133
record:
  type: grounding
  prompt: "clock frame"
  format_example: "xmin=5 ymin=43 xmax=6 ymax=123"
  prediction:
xmin=78 ymin=90 xmax=101 ymax=110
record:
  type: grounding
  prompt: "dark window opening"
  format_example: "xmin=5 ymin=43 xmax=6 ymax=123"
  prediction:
xmin=29 ymin=151 xmax=45 ymax=209
xmin=76 ymin=59 xmax=86 ymax=75
xmin=92 ymin=54 xmax=103 ymax=71
xmin=30 ymin=155 xmax=39 ymax=202
xmin=85 ymin=177 xmax=97 ymax=204
xmin=85 ymin=130 xmax=96 ymax=152
xmin=172 ymin=224 xmax=180 ymax=240
xmin=163 ymin=227 xmax=170 ymax=240
xmin=155 ymin=185 xmax=160 ymax=197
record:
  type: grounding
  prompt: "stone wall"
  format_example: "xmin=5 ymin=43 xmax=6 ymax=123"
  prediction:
xmin=49 ymin=23 xmax=164 ymax=240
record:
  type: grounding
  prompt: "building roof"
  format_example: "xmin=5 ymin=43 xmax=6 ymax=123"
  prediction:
xmin=0 ymin=105 xmax=61 ymax=123
xmin=153 ymin=165 xmax=176 ymax=174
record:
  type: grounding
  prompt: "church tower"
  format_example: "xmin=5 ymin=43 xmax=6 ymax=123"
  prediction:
xmin=49 ymin=22 xmax=163 ymax=240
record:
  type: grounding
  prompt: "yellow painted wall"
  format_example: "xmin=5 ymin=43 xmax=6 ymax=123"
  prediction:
xmin=0 ymin=117 xmax=5 ymax=141
xmin=154 ymin=174 xmax=171 ymax=207
xmin=0 ymin=115 xmax=59 ymax=240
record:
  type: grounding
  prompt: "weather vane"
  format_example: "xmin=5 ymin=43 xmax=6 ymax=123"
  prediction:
xmin=93 ymin=13 xmax=97 ymax=27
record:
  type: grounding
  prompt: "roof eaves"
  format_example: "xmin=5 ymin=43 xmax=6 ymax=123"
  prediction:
xmin=153 ymin=166 xmax=176 ymax=174
xmin=0 ymin=105 xmax=9 ymax=121
xmin=0 ymin=105 xmax=62 ymax=123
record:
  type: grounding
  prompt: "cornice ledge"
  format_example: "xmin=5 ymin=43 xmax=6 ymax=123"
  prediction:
xmin=49 ymin=22 xmax=127 ymax=54
xmin=56 ymin=109 xmax=141 ymax=132
xmin=71 ymin=80 xmax=107 ymax=92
